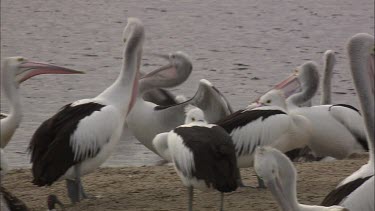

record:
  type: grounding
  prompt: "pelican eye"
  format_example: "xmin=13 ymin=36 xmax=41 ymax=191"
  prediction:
xmin=192 ymin=117 xmax=196 ymax=121
xmin=266 ymin=100 xmax=271 ymax=103
xmin=17 ymin=58 xmax=24 ymax=62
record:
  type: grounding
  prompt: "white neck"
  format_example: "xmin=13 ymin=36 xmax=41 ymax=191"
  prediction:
xmin=287 ymin=63 xmax=319 ymax=109
xmin=321 ymin=51 xmax=335 ymax=105
xmin=96 ymin=23 xmax=144 ymax=113
xmin=1 ymin=67 xmax=22 ymax=148
xmin=348 ymin=33 xmax=374 ymax=163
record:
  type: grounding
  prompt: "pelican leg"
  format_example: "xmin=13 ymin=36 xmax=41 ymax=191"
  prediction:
xmin=188 ymin=186 xmax=193 ymax=211
xmin=66 ymin=179 xmax=80 ymax=204
xmin=256 ymin=175 xmax=266 ymax=189
xmin=74 ymin=164 xmax=89 ymax=200
xmin=78 ymin=181 xmax=88 ymax=199
xmin=236 ymin=168 xmax=247 ymax=187
xmin=219 ymin=192 xmax=224 ymax=211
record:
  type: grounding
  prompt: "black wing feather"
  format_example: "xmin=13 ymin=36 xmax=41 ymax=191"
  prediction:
xmin=29 ymin=102 xmax=105 ymax=186
xmin=174 ymin=125 xmax=239 ymax=192
xmin=216 ymin=109 xmax=286 ymax=133
xmin=321 ymin=176 xmax=373 ymax=206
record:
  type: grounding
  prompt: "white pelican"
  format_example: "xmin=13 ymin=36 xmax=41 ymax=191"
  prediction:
xmin=1 ymin=57 xmax=84 ymax=148
xmin=321 ymin=50 xmax=336 ymax=105
xmin=254 ymin=146 xmax=348 ymax=211
xmin=216 ymin=69 xmax=312 ymax=187
xmin=153 ymin=106 xmax=238 ymax=211
xmin=127 ymin=52 xmax=233 ymax=155
xmin=321 ymin=33 xmax=374 ymax=210
xmin=258 ymin=60 xmax=368 ymax=159
xmin=29 ymin=17 xmax=144 ymax=203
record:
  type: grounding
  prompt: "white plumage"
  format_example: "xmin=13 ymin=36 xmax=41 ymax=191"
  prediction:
xmin=321 ymin=33 xmax=374 ymax=210
xmin=29 ymin=17 xmax=144 ymax=204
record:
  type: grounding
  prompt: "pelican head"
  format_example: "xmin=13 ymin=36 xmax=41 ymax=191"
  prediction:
xmin=139 ymin=51 xmax=192 ymax=94
xmin=255 ymin=146 xmax=296 ymax=211
xmin=284 ymin=61 xmax=320 ymax=107
xmin=2 ymin=56 xmax=84 ymax=85
xmin=184 ymin=105 xmax=206 ymax=124
xmin=256 ymin=89 xmax=287 ymax=109
xmin=255 ymin=146 xmax=349 ymax=211
xmin=122 ymin=17 xmax=144 ymax=43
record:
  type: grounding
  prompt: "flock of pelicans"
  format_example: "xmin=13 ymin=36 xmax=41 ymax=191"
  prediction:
xmin=0 ymin=17 xmax=374 ymax=211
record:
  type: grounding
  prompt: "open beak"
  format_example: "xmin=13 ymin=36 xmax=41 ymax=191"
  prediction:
xmin=140 ymin=63 xmax=176 ymax=80
xmin=274 ymin=72 xmax=301 ymax=97
xmin=16 ymin=61 xmax=84 ymax=83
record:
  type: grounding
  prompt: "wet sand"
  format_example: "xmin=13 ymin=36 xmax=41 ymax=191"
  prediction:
xmin=2 ymin=157 xmax=368 ymax=210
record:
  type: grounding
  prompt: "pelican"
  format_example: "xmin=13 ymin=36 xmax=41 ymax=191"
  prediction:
xmin=153 ymin=106 xmax=238 ymax=211
xmin=257 ymin=60 xmax=368 ymax=159
xmin=1 ymin=57 xmax=84 ymax=148
xmin=29 ymin=17 xmax=144 ymax=203
xmin=254 ymin=146 xmax=348 ymax=211
xmin=126 ymin=52 xmax=233 ymax=155
xmin=216 ymin=70 xmax=312 ymax=187
xmin=321 ymin=33 xmax=374 ymax=210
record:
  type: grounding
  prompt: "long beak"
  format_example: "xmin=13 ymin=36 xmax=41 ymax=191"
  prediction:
xmin=274 ymin=72 xmax=301 ymax=98
xmin=248 ymin=72 xmax=301 ymax=107
xmin=16 ymin=61 xmax=85 ymax=83
xmin=266 ymin=178 xmax=295 ymax=211
xmin=140 ymin=63 xmax=176 ymax=79
xmin=246 ymin=101 xmax=264 ymax=109
xmin=152 ymin=53 xmax=170 ymax=60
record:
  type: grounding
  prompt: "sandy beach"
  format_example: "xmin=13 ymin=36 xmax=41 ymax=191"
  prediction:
xmin=2 ymin=157 xmax=368 ymax=210
xmin=1 ymin=0 xmax=374 ymax=210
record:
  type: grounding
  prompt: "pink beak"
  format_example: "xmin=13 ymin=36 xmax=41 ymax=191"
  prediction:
xmin=249 ymin=72 xmax=301 ymax=107
xmin=17 ymin=61 xmax=84 ymax=83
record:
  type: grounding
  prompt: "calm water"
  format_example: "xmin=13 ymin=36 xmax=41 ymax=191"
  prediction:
xmin=1 ymin=0 xmax=373 ymax=168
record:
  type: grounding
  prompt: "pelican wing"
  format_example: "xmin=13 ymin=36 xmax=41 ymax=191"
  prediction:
xmin=341 ymin=176 xmax=374 ymax=211
xmin=217 ymin=108 xmax=292 ymax=158
xmin=153 ymin=79 xmax=233 ymax=124
xmin=321 ymin=175 xmax=373 ymax=206
xmin=328 ymin=104 xmax=368 ymax=150
xmin=29 ymin=102 xmax=121 ymax=186
xmin=188 ymin=79 xmax=233 ymax=123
